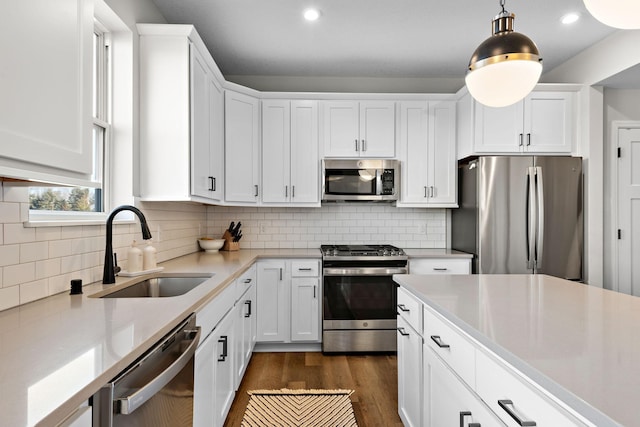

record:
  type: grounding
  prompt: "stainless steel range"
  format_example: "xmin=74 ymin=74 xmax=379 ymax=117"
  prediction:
xmin=321 ymin=244 xmax=408 ymax=353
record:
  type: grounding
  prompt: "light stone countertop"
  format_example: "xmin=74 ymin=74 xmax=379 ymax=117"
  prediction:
xmin=0 ymin=247 xmax=470 ymax=427
xmin=403 ymin=248 xmax=472 ymax=258
xmin=394 ymin=273 xmax=637 ymax=427
xmin=0 ymin=249 xmax=319 ymax=427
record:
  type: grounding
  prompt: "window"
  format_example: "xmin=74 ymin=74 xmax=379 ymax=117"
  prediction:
xmin=28 ymin=21 xmax=111 ymax=217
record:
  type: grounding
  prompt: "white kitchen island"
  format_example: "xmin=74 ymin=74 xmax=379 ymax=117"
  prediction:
xmin=394 ymin=274 xmax=636 ymax=427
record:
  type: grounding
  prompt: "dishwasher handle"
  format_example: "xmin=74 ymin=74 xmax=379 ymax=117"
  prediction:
xmin=115 ymin=325 xmax=201 ymax=415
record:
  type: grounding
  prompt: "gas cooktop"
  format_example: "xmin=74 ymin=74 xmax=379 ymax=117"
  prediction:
xmin=320 ymin=244 xmax=406 ymax=258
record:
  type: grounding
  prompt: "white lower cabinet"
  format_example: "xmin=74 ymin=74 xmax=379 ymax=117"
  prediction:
xmin=408 ymin=258 xmax=471 ymax=274
xmin=424 ymin=346 xmax=505 ymax=427
xmin=194 ymin=309 xmax=235 ymax=427
xmin=256 ymin=259 xmax=321 ymax=343
xmin=234 ymin=277 xmax=257 ymax=389
xmin=397 ymin=315 xmax=423 ymax=427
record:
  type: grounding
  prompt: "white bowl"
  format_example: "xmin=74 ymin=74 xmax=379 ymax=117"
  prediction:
xmin=198 ymin=238 xmax=225 ymax=252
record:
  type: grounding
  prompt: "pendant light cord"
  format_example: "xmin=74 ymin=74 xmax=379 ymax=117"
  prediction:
xmin=500 ymin=0 xmax=506 ymax=13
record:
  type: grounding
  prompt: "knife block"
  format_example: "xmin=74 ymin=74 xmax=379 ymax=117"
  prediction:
xmin=221 ymin=230 xmax=240 ymax=251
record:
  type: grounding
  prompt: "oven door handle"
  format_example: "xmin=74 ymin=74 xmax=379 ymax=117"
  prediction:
xmin=115 ymin=325 xmax=201 ymax=415
xmin=323 ymin=267 xmax=408 ymax=276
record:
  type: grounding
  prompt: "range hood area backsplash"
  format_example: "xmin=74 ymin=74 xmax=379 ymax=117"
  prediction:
xmin=206 ymin=205 xmax=446 ymax=249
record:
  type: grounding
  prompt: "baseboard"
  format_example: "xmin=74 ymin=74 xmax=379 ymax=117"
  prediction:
xmin=253 ymin=342 xmax=322 ymax=352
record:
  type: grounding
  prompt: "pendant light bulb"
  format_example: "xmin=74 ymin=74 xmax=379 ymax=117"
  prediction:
xmin=583 ymin=0 xmax=640 ymax=29
xmin=466 ymin=1 xmax=543 ymax=108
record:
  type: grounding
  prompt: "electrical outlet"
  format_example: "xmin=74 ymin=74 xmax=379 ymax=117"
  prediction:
xmin=260 ymin=223 xmax=267 ymax=233
xmin=419 ymin=223 xmax=428 ymax=235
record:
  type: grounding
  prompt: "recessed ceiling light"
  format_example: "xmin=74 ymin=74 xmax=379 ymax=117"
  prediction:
xmin=303 ymin=8 xmax=321 ymax=21
xmin=561 ymin=12 xmax=580 ymax=25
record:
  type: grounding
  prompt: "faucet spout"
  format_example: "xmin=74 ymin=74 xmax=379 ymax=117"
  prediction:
xmin=103 ymin=205 xmax=152 ymax=284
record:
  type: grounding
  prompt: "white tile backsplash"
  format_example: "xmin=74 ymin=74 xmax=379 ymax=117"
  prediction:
xmin=206 ymin=204 xmax=447 ymax=249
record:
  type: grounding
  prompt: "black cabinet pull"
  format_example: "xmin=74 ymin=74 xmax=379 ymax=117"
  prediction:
xmin=397 ymin=304 xmax=410 ymax=312
xmin=526 ymin=133 xmax=531 ymax=146
xmin=430 ymin=335 xmax=450 ymax=348
xmin=397 ymin=327 xmax=410 ymax=337
xmin=244 ymin=300 xmax=252 ymax=318
xmin=254 ymin=185 xmax=259 ymax=197
xmin=217 ymin=335 xmax=228 ymax=362
xmin=519 ymin=133 xmax=524 ymax=146
xmin=243 ymin=278 xmax=252 ymax=283
xmin=298 ymin=267 xmax=312 ymax=271
xmin=498 ymin=399 xmax=536 ymax=426
xmin=460 ymin=411 xmax=481 ymax=427
xmin=208 ymin=176 xmax=215 ymax=191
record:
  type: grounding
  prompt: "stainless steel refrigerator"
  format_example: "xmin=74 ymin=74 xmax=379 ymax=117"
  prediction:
xmin=451 ymin=156 xmax=583 ymax=280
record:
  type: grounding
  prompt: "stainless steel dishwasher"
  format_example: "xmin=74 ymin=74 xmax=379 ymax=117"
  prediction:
xmin=93 ymin=313 xmax=201 ymax=426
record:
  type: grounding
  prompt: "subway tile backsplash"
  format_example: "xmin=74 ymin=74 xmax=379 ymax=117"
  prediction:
xmin=0 ymin=179 xmax=446 ymax=311
xmin=206 ymin=204 xmax=446 ymax=249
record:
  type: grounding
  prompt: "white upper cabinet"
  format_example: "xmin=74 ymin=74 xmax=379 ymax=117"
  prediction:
xmin=398 ymin=100 xmax=457 ymax=207
xmin=138 ymin=24 xmax=224 ymax=203
xmin=225 ymin=90 xmax=260 ymax=204
xmin=0 ymin=0 xmax=93 ymax=185
xmin=459 ymin=87 xmax=577 ymax=158
xmin=322 ymin=101 xmax=396 ymax=158
xmin=262 ymin=100 xmax=319 ymax=205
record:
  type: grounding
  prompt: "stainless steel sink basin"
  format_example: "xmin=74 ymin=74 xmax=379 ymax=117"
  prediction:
xmin=98 ymin=274 xmax=213 ymax=298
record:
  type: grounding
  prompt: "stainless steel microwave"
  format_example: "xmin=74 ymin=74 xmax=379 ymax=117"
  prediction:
xmin=322 ymin=159 xmax=400 ymax=202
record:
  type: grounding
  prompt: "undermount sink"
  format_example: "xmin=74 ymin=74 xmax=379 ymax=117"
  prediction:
xmin=98 ymin=274 xmax=213 ymax=298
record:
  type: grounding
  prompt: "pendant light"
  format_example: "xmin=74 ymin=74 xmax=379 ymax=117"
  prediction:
xmin=465 ymin=0 xmax=543 ymax=108
xmin=583 ymin=0 xmax=640 ymax=29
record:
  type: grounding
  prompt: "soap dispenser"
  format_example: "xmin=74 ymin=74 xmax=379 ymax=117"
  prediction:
xmin=127 ymin=240 xmax=143 ymax=273
xmin=143 ymin=240 xmax=157 ymax=271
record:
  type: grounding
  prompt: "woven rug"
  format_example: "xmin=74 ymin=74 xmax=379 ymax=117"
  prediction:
xmin=241 ymin=388 xmax=358 ymax=427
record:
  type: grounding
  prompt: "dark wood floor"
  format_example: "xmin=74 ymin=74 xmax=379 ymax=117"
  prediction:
xmin=224 ymin=352 xmax=403 ymax=427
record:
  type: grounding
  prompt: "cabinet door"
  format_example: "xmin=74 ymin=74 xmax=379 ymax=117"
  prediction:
xmin=360 ymin=101 xmax=396 ymax=157
xmin=428 ymin=101 xmax=457 ymax=205
xmin=0 ymin=0 xmax=93 ymax=184
xmin=209 ymin=76 xmax=225 ymax=201
xmin=262 ymin=100 xmax=291 ymax=203
xmin=424 ymin=347 xmax=505 ymax=427
xmin=190 ymin=46 xmax=213 ymax=199
xmin=524 ymin=91 xmax=574 ymax=154
xmin=234 ymin=282 xmax=256 ymax=390
xmin=474 ymin=102 xmax=523 ymax=153
xmin=257 ymin=261 xmax=289 ymax=342
xmin=213 ymin=312 xmax=235 ymax=426
xmin=225 ymin=91 xmax=260 ymax=203
xmin=397 ymin=316 xmax=423 ymax=427
xmin=194 ymin=331 xmax=216 ymax=427
xmin=290 ymin=277 xmax=320 ymax=342
xmin=323 ymin=101 xmax=360 ymax=157
xmin=290 ymin=100 xmax=320 ymax=203
xmin=399 ymin=101 xmax=430 ymax=204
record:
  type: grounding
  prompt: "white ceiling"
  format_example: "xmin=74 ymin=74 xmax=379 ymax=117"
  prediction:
xmin=150 ymin=0 xmax=618 ymax=83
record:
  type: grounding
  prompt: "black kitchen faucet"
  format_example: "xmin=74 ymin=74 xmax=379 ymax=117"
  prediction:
xmin=102 ymin=205 xmax=152 ymax=284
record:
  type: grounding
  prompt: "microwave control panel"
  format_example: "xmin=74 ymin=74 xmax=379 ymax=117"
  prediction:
xmin=381 ymin=169 xmax=395 ymax=195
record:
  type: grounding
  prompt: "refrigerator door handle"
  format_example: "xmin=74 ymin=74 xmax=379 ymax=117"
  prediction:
xmin=535 ymin=166 xmax=544 ymax=270
xmin=527 ymin=167 xmax=537 ymax=270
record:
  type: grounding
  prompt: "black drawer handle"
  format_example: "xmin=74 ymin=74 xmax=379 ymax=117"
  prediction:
xmin=397 ymin=304 xmax=410 ymax=312
xmin=244 ymin=300 xmax=252 ymax=318
xmin=460 ymin=411 xmax=481 ymax=427
xmin=243 ymin=278 xmax=252 ymax=283
xmin=397 ymin=327 xmax=410 ymax=337
xmin=430 ymin=335 xmax=450 ymax=348
xmin=217 ymin=335 xmax=228 ymax=362
xmin=498 ymin=400 xmax=536 ymax=426
xmin=433 ymin=267 xmax=448 ymax=271
xmin=298 ymin=267 xmax=313 ymax=271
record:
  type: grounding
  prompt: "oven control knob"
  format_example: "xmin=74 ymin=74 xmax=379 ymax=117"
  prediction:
xmin=383 ymin=248 xmax=390 ymax=255
xmin=362 ymin=322 xmax=369 ymax=328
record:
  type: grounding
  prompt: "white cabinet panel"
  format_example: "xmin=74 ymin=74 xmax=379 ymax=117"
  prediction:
xmin=409 ymin=258 xmax=471 ymax=274
xmin=225 ymin=90 xmax=260 ymax=203
xmin=323 ymin=101 xmax=395 ymax=158
xmin=256 ymin=260 xmax=288 ymax=342
xmin=397 ymin=316 xmax=423 ymax=427
xmin=0 ymin=0 xmax=93 ymax=184
xmin=262 ymin=100 xmax=319 ymax=205
xmin=290 ymin=277 xmax=320 ymax=341
xmin=398 ymin=101 xmax=457 ymax=207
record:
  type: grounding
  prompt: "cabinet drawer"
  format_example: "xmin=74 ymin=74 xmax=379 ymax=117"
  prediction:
xmin=235 ymin=265 xmax=256 ymax=300
xmin=409 ymin=258 xmax=471 ymax=274
xmin=424 ymin=307 xmax=476 ymax=388
xmin=476 ymin=350 xmax=589 ymax=427
xmin=397 ymin=287 xmax=422 ymax=334
xmin=291 ymin=260 xmax=320 ymax=277
xmin=197 ymin=284 xmax=236 ymax=336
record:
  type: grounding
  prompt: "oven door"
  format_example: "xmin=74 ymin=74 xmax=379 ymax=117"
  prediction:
xmin=322 ymin=267 xmax=405 ymax=330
